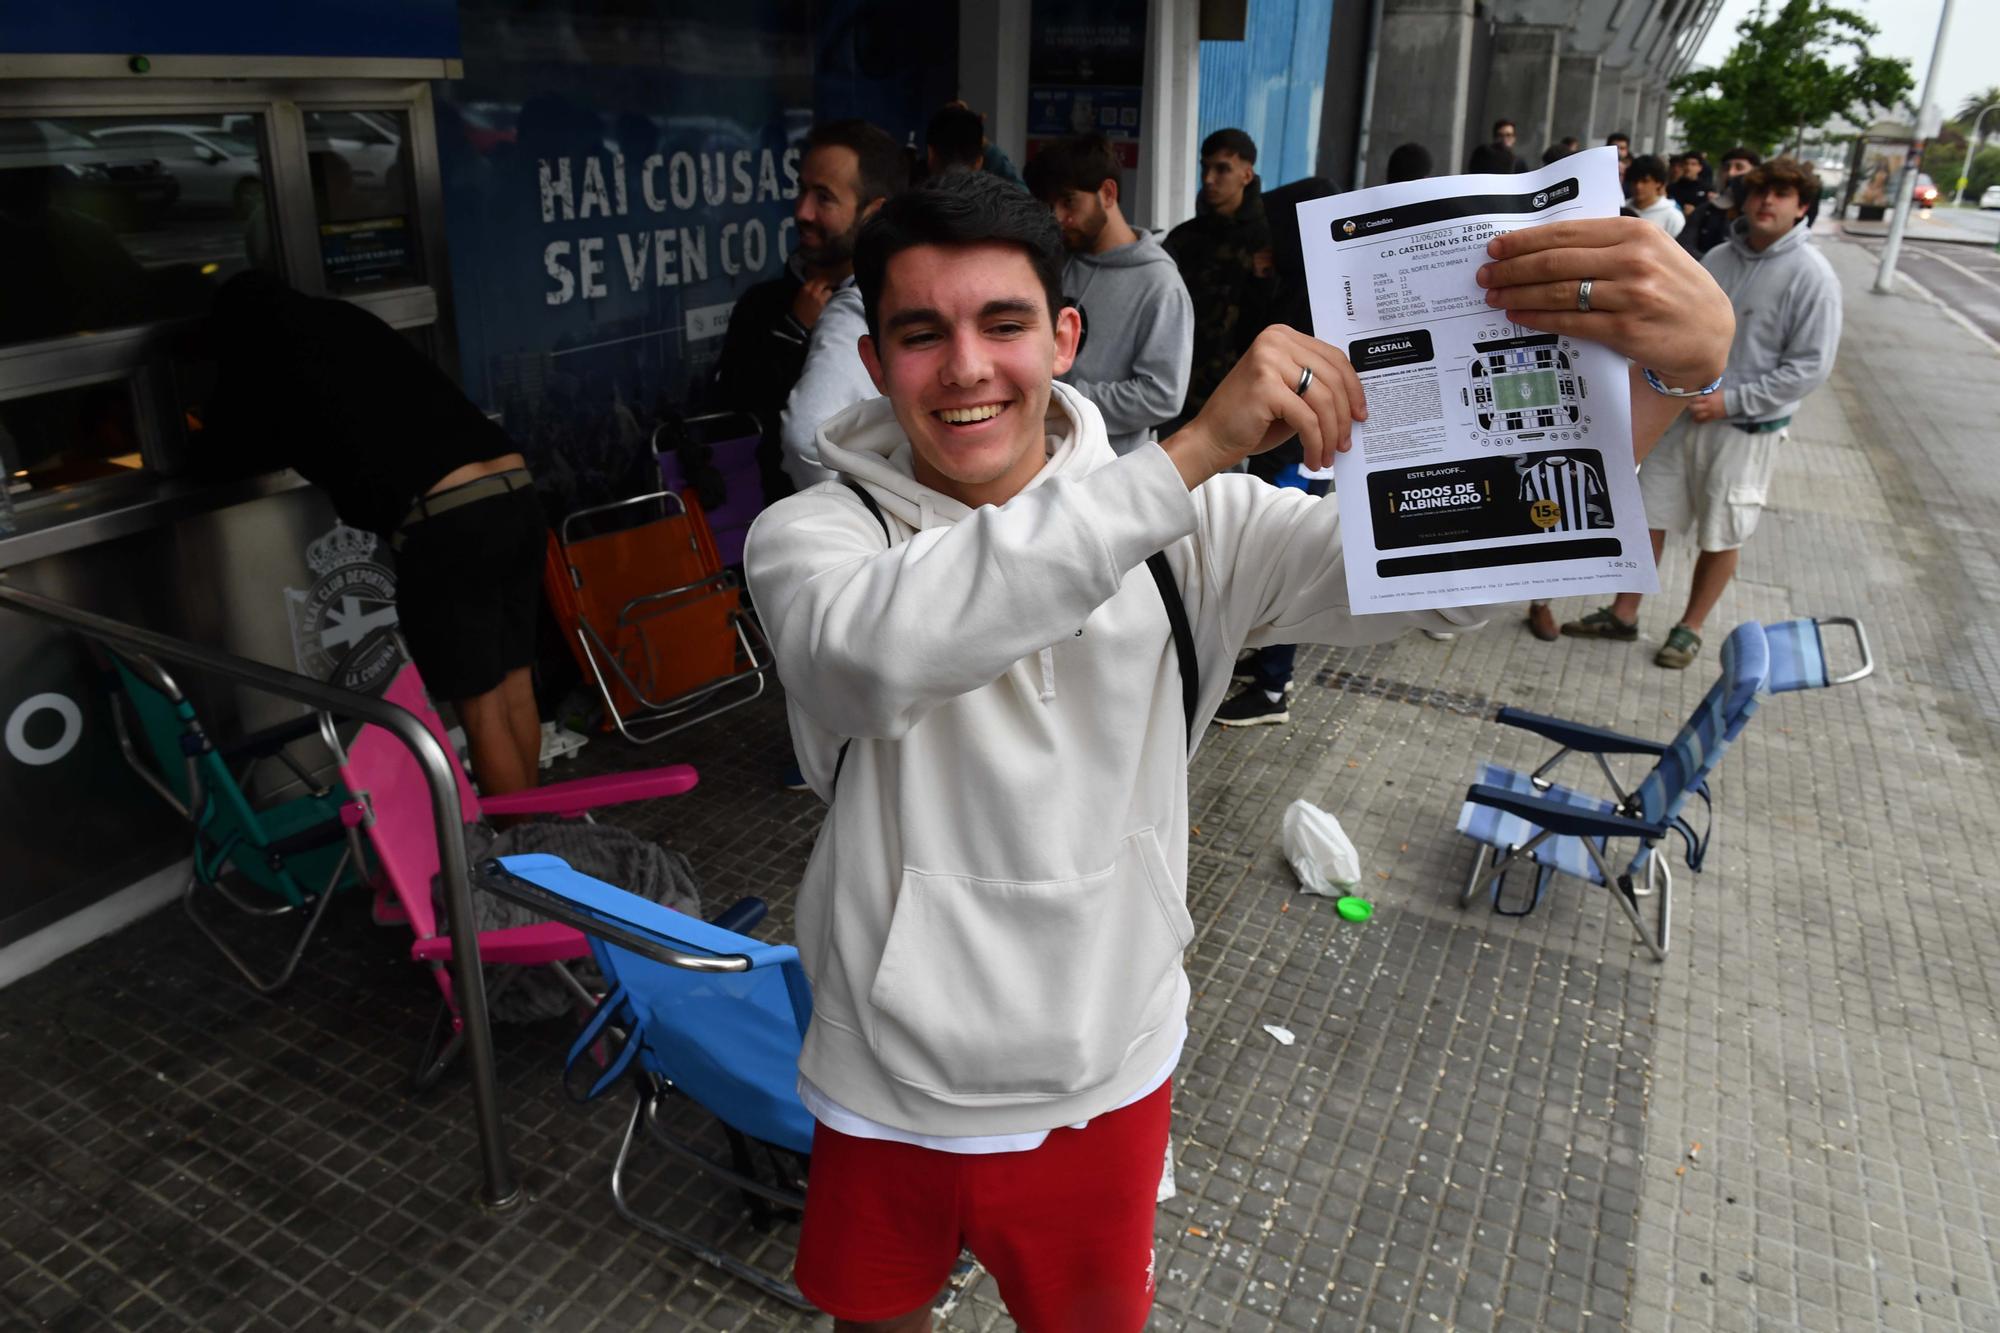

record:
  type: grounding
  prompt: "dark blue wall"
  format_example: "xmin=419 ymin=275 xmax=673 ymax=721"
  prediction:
xmin=0 ymin=1 xmax=461 ymax=58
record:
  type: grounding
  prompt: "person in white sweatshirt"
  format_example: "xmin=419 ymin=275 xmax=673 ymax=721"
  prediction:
xmin=743 ymin=173 xmax=1732 ymax=1332
xmin=776 ymin=120 xmax=910 ymax=491
xmin=1629 ymin=154 xmax=1686 ymax=240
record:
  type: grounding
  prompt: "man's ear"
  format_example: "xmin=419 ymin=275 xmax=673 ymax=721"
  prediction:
xmin=859 ymin=194 xmax=886 ymax=224
xmin=1099 ymin=177 xmax=1119 ymax=212
xmin=858 ymin=332 xmax=889 ymax=395
xmin=1051 ymin=301 xmax=1083 ymax=378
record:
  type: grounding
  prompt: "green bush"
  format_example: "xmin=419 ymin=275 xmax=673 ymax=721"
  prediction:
xmin=1926 ymin=144 xmax=1965 ymax=195
xmin=1968 ymin=145 xmax=2000 ymax=202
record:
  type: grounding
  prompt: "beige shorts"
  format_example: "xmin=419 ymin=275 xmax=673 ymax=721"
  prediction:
xmin=1638 ymin=417 xmax=1782 ymax=551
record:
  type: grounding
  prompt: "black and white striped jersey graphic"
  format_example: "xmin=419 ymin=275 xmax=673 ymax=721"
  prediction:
xmin=1515 ymin=454 xmax=1610 ymax=532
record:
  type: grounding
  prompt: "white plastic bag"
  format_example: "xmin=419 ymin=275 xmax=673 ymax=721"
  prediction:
xmin=1282 ymin=799 xmax=1362 ymax=896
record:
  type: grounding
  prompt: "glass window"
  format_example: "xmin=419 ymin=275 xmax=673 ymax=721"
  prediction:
xmin=0 ymin=379 xmax=145 ymax=499
xmin=305 ymin=109 xmax=420 ymax=293
xmin=0 ymin=115 xmax=276 ymax=347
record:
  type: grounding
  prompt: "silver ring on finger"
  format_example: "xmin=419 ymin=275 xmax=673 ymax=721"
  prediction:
xmin=1295 ymin=365 xmax=1314 ymax=396
xmin=1576 ymin=278 xmax=1594 ymax=313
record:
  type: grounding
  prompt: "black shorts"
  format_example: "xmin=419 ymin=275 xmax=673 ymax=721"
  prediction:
xmin=395 ymin=484 xmax=547 ymax=701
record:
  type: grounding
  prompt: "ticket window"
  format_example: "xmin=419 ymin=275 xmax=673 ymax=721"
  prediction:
xmin=0 ymin=88 xmax=451 ymax=519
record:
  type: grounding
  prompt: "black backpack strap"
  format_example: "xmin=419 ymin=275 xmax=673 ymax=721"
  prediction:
xmin=841 ymin=479 xmax=890 ymax=541
xmin=831 ymin=481 xmax=891 ymax=786
xmin=1145 ymin=551 xmax=1199 ymax=748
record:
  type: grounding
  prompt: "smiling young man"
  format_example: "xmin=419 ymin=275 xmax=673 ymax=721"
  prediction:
xmin=744 ymin=173 xmax=1731 ymax=1331
xmin=1564 ymin=157 xmax=1836 ymax=668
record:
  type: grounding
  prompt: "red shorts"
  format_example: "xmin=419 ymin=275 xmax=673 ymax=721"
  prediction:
xmin=793 ymin=1080 xmax=1171 ymax=1330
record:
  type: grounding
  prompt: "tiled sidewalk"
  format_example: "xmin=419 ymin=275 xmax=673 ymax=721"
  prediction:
xmin=2 ymin=231 xmax=1995 ymax=1332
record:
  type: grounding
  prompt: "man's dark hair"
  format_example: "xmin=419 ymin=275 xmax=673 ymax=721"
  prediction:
xmin=1467 ymin=143 xmax=1515 ymax=174
xmin=1560 ymin=136 xmax=1580 ymax=152
xmin=1542 ymin=142 xmax=1575 ymax=164
xmin=1606 ymin=131 xmax=1630 ymax=146
xmin=854 ymin=172 xmax=1067 ymax=342
xmin=805 ymin=118 xmax=909 ymax=206
xmin=1627 ymin=154 xmax=1669 ymax=187
xmin=1200 ymin=127 xmax=1257 ymax=164
xmin=926 ymin=105 xmax=985 ymax=171
xmin=1744 ymin=156 xmax=1821 ymax=212
xmin=1493 ymin=119 xmax=1515 ymax=137
xmin=1022 ymin=133 xmax=1120 ymax=202
xmin=1385 ymin=142 xmax=1432 ymax=182
xmin=1722 ymin=145 xmax=1762 ymax=169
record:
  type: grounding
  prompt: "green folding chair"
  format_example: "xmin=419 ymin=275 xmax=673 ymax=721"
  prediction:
xmin=105 ymin=650 xmax=367 ymax=992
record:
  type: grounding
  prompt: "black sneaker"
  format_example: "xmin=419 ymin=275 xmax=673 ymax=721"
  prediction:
xmin=1212 ymin=688 xmax=1290 ymax=727
xmin=780 ymin=763 xmax=811 ymax=792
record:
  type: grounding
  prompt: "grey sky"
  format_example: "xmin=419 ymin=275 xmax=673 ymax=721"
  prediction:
xmin=1692 ymin=0 xmax=1995 ymax=122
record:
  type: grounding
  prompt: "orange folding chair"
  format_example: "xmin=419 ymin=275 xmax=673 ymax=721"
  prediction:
xmin=546 ymin=490 xmax=770 ymax=743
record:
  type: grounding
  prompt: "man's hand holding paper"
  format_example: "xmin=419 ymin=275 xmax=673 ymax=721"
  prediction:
xmin=1294 ymin=146 xmax=1733 ymax=612
xmin=1476 ymin=217 xmax=1733 ymax=460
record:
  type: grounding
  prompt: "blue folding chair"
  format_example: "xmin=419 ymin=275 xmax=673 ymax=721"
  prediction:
xmin=484 ymin=853 xmax=816 ymax=1303
xmin=486 ymin=854 xmax=988 ymax=1311
xmin=104 ymin=650 xmax=367 ymax=991
xmin=1455 ymin=618 xmax=1873 ymax=960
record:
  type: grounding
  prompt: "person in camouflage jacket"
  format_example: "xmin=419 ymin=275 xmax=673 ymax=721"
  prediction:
xmin=1165 ymin=128 xmax=1277 ymax=429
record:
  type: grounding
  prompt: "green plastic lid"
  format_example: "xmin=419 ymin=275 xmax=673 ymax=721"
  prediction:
xmin=1335 ymin=896 xmax=1374 ymax=922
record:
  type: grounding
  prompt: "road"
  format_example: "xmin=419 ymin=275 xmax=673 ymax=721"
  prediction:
xmin=1921 ymin=202 xmax=2000 ymax=245
xmin=1859 ymin=233 xmax=2000 ymax=346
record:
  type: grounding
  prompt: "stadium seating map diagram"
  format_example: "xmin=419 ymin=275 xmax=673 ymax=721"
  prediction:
xmin=1298 ymin=148 xmax=1659 ymax=612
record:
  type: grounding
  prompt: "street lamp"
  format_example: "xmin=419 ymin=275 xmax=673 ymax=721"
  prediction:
xmin=1874 ymin=0 xmax=1957 ymax=295
xmin=1953 ymin=103 xmax=1998 ymax=207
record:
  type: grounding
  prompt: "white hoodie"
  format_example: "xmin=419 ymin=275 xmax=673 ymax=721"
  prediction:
xmin=744 ymin=383 xmax=1476 ymax=1137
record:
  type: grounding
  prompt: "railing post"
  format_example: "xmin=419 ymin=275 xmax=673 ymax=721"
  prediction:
xmin=0 ymin=579 xmax=523 ymax=1210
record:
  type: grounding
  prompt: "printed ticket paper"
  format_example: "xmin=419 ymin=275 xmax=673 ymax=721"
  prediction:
xmin=1298 ymin=147 xmax=1659 ymax=613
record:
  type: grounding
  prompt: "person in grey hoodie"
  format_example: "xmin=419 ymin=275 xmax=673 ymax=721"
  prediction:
xmin=743 ymin=172 xmax=1733 ymax=1331
xmin=1562 ymin=157 xmax=1840 ymax=669
xmin=1025 ymin=133 xmax=1194 ymax=455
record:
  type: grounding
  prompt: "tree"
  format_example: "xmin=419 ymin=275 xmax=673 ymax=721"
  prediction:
xmin=1671 ymin=0 xmax=1914 ymax=160
xmin=1958 ymin=86 xmax=2000 ymax=156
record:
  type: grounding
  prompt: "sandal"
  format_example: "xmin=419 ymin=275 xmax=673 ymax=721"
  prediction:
xmin=1560 ymin=607 xmax=1639 ymax=641
xmin=1654 ymin=625 xmax=1703 ymax=669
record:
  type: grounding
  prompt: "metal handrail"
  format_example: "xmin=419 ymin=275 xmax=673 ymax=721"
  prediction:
xmin=0 ymin=579 xmax=522 ymax=1211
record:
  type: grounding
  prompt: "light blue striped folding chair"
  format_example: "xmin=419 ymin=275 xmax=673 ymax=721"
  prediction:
xmin=1455 ymin=618 xmax=1873 ymax=959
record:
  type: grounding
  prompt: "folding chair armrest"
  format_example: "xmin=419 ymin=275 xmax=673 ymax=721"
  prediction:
xmin=216 ymin=713 xmax=323 ymax=761
xmin=1495 ymin=707 xmax=1668 ymax=756
xmin=1464 ymin=783 xmax=1664 ymax=840
xmin=479 ymin=764 xmax=698 ymax=819
xmin=486 ymin=853 xmax=794 ymax=973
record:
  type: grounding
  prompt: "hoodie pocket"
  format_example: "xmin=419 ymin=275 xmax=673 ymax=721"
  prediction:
xmin=866 ymin=827 xmax=1193 ymax=1099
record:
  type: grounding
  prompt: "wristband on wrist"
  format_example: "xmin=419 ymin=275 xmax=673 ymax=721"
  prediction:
xmin=1642 ymin=367 xmax=1724 ymax=398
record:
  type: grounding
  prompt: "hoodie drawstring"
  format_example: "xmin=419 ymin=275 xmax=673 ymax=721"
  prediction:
xmin=1037 ymin=646 xmax=1057 ymax=704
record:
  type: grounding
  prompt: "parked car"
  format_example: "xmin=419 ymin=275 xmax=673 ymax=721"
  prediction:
xmin=1981 ymin=184 xmax=2000 ymax=211
xmin=1912 ymin=173 xmax=1938 ymax=209
xmin=0 ymin=118 xmax=178 ymax=230
xmin=90 ymin=124 xmax=262 ymax=217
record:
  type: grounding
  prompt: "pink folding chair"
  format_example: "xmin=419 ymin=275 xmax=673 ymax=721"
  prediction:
xmin=329 ymin=662 xmax=699 ymax=1089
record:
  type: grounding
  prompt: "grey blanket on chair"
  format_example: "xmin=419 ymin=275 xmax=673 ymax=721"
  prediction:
xmin=445 ymin=820 xmax=704 ymax=1022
